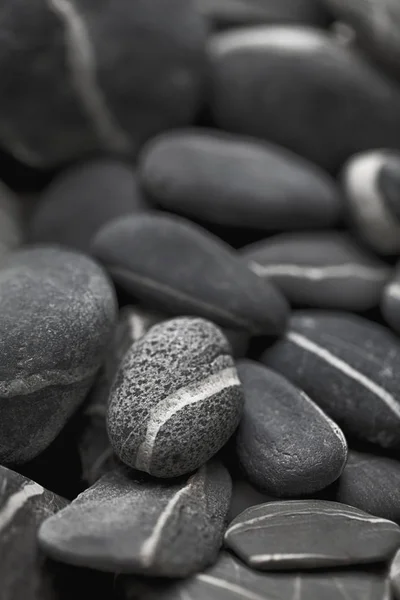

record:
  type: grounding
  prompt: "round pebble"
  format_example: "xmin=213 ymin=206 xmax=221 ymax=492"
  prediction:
xmin=139 ymin=129 xmax=341 ymax=230
xmin=91 ymin=213 xmax=289 ymax=336
xmin=107 ymin=317 xmax=244 ymax=478
xmin=236 ymin=360 xmax=348 ymax=497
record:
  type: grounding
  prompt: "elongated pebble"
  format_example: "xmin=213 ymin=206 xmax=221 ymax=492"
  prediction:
xmin=39 ymin=462 xmax=231 ymax=576
xmin=242 ymin=231 xmax=391 ymax=310
xmin=236 ymin=360 xmax=347 ymax=497
xmin=107 ymin=317 xmax=244 ymax=478
xmin=92 ymin=213 xmax=289 ymax=336
xmin=262 ymin=311 xmax=400 ymax=448
xmin=225 ymin=499 xmax=400 ymax=570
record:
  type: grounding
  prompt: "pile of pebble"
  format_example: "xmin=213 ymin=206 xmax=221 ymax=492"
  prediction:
xmin=3 ymin=0 xmax=400 ymax=598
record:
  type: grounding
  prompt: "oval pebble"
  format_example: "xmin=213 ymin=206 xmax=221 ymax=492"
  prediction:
xmin=139 ymin=129 xmax=341 ymax=230
xmin=0 ymin=246 xmax=117 ymax=464
xmin=92 ymin=213 xmax=289 ymax=336
xmin=38 ymin=462 xmax=231 ymax=576
xmin=342 ymin=150 xmax=400 ymax=255
xmin=236 ymin=360 xmax=348 ymax=497
xmin=225 ymin=499 xmax=400 ymax=570
xmin=29 ymin=159 xmax=147 ymax=253
xmin=107 ymin=317 xmax=244 ymax=478
xmin=382 ymin=264 xmax=400 ymax=334
xmin=209 ymin=25 xmax=400 ymax=171
xmin=262 ymin=311 xmax=400 ymax=449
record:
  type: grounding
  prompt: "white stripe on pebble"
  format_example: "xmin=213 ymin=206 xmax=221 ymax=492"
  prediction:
xmin=249 ymin=553 xmax=337 ymax=565
xmin=249 ymin=261 xmax=387 ymax=281
xmin=196 ymin=574 xmax=267 ymax=600
xmin=135 ymin=367 xmax=241 ymax=472
xmin=0 ymin=482 xmax=44 ymax=532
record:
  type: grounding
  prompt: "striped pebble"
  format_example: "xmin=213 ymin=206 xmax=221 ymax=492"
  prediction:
xmin=224 ymin=500 xmax=400 ymax=570
xmin=236 ymin=360 xmax=347 ymax=496
xmin=382 ymin=264 xmax=400 ymax=335
xmin=242 ymin=231 xmax=391 ymax=310
xmin=262 ymin=311 xmax=400 ymax=448
xmin=107 ymin=317 xmax=244 ymax=478
xmin=38 ymin=462 xmax=231 ymax=576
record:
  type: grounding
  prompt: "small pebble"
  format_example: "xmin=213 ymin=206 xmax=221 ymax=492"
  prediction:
xmin=236 ymin=360 xmax=348 ymax=497
xmin=382 ymin=263 xmax=400 ymax=335
xmin=107 ymin=317 xmax=244 ymax=478
xmin=38 ymin=462 xmax=231 ymax=576
xmin=262 ymin=311 xmax=400 ymax=449
xmin=92 ymin=213 xmax=289 ymax=336
xmin=242 ymin=231 xmax=391 ymax=310
xmin=225 ymin=499 xmax=400 ymax=570
xmin=139 ymin=129 xmax=341 ymax=230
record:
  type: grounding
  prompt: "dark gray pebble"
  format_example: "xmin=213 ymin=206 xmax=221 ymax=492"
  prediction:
xmin=382 ymin=264 xmax=400 ymax=335
xmin=39 ymin=462 xmax=231 ymax=577
xmin=242 ymin=231 xmax=391 ymax=310
xmin=107 ymin=317 xmax=244 ymax=478
xmin=236 ymin=360 xmax=348 ymax=497
xmin=209 ymin=25 xmax=400 ymax=171
xmin=225 ymin=499 xmax=400 ymax=570
xmin=139 ymin=129 xmax=341 ymax=230
xmin=0 ymin=246 xmax=117 ymax=464
xmin=29 ymin=159 xmax=147 ymax=253
xmin=91 ymin=213 xmax=289 ymax=336
xmin=262 ymin=311 xmax=400 ymax=449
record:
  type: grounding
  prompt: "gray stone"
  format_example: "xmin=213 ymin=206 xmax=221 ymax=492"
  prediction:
xmin=236 ymin=360 xmax=348 ymax=497
xmin=139 ymin=129 xmax=341 ymax=230
xmin=262 ymin=311 xmax=400 ymax=449
xmin=91 ymin=213 xmax=289 ymax=336
xmin=0 ymin=246 xmax=117 ymax=464
xmin=0 ymin=180 xmax=23 ymax=261
xmin=38 ymin=462 xmax=231 ymax=576
xmin=242 ymin=231 xmax=391 ymax=310
xmin=0 ymin=0 xmax=207 ymax=167
xmin=107 ymin=317 xmax=244 ymax=478
xmin=225 ymin=500 xmax=400 ymax=570
xmin=209 ymin=25 xmax=400 ymax=171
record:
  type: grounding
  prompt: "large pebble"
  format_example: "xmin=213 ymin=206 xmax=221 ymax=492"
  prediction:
xmin=0 ymin=181 xmax=23 ymax=261
xmin=92 ymin=213 xmax=289 ymax=336
xmin=382 ymin=263 xmax=400 ymax=335
xmin=39 ymin=462 xmax=231 ymax=576
xmin=236 ymin=360 xmax=347 ymax=497
xmin=209 ymin=26 xmax=400 ymax=171
xmin=225 ymin=500 xmax=400 ymax=569
xmin=0 ymin=246 xmax=117 ymax=464
xmin=262 ymin=311 xmax=400 ymax=449
xmin=29 ymin=159 xmax=147 ymax=253
xmin=139 ymin=129 xmax=341 ymax=230
xmin=107 ymin=317 xmax=244 ymax=478
xmin=242 ymin=231 xmax=391 ymax=310
xmin=0 ymin=0 xmax=207 ymax=167
xmin=342 ymin=150 xmax=400 ymax=255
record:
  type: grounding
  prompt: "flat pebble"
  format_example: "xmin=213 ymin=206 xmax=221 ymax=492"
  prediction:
xmin=38 ymin=462 xmax=231 ymax=576
xmin=262 ymin=311 xmax=400 ymax=449
xmin=0 ymin=0 xmax=207 ymax=167
xmin=92 ymin=213 xmax=289 ymax=336
xmin=29 ymin=159 xmax=147 ymax=253
xmin=342 ymin=150 xmax=400 ymax=255
xmin=107 ymin=317 xmax=244 ymax=478
xmin=236 ymin=360 xmax=348 ymax=497
xmin=209 ymin=25 xmax=400 ymax=171
xmin=225 ymin=499 xmax=400 ymax=570
xmin=382 ymin=263 xmax=400 ymax=335
xmin=0 ymin=246 xmax=117 ymax=464
xmin=242 ymin=231 xmax=391 ymax=310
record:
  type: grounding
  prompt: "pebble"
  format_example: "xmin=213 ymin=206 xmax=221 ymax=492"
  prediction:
xmin=0 ymin=180 xmax=23 ymax=261
xmin=262 ymin=311 xmax=400 ymax=449
xmin=236 ymin=360 xmax=348 ymax=497
xmin=337 ymin=450 xmax=400 ymax=524
xmin=342 ymin=150 xmax=400 ymax=255
xmin=209 ymin=25 xmax=400 ymax=171
xmin=29 ymin=159 xmax=147 ymax=253
xmin=382 ymin=265 xmax=400 ymax=335
xmin=0 ymin=0 xmax=207 ymax=167
xmin=107 ymin=317 xmax=244 ymax=478
xmin=91 ymin=213 xmax=289 ymax=336
xmin=118 ymin=551 xmax=391 ymax=600
xmin=0 ymin=246 xmax=117 ymax=464
xmin=38 ymin=462 xmax=231 ymax=576
xmin=242 ymin=231 xmax=391 ymax=310
xmin=139 ymin=129 xmax=341 ymax=230
xmin=225 ymin=499 xmax=400 ymax=570
xmin=391 ymin=549 xmax=400 ymax=599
